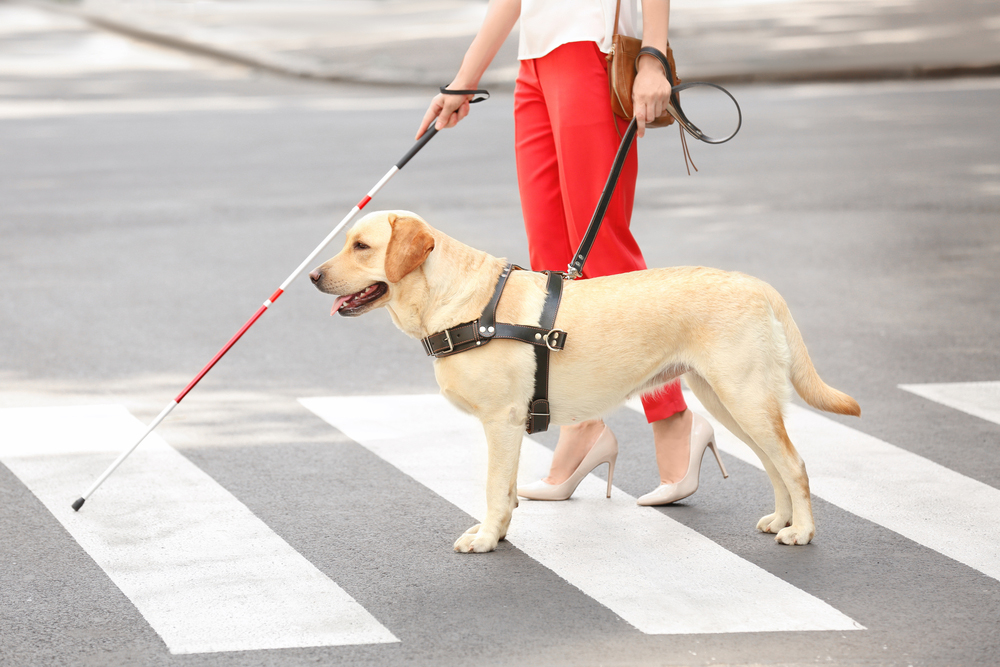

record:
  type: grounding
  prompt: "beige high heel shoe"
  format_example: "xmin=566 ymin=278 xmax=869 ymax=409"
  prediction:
xmin=636 ymin=412 xmax=729 ymax=506
xmin=517 ymin=427 xmax=618 ymax=501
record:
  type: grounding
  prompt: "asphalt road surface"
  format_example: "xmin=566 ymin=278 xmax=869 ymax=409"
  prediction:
xmin=2 ymin=6 xmax=999 ymax=667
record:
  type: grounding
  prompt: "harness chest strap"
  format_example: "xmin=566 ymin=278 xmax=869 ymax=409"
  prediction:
xmin=526 ymin=270 xmax=565 ymax=434
xmin=420 ymin=264 xmax=567 ymax=434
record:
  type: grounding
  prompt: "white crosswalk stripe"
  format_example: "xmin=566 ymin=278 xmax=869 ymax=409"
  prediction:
xmin=899 ymin=381 xmax=1000 ymax=426
xmin=626 ymin=390 xmax=1000 ymax=582
xmin=300 ymin=394 xmax=863 ymax=635
xmin=0 ymin=405 xmax=398 ymax=655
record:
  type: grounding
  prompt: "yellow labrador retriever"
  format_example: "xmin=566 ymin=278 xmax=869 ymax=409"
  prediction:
xmin=309 ymin=210 xmax=860 ymax=553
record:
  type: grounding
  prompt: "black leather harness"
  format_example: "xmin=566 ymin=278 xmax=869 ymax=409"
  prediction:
xmin=420 ymin=264 xmax=566 ymax=434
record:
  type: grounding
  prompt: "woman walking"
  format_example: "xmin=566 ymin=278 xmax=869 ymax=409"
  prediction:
xmin=417 ymin=0 xmax=724 ymax=505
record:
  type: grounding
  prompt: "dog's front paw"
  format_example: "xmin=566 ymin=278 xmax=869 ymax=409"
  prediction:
xmin=756 ymin=513 xmax=791 ymax=534
xmin=775 ymin=524 xmax=815 ymax=546
xmin=453 ymin=524 xmax=499 ymax=553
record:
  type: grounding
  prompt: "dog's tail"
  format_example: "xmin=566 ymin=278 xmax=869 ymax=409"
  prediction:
xmin=764 ymin=284 xmax=861 ymax=417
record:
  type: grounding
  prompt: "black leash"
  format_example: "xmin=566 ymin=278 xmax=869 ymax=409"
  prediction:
xmin=567 ymin=116 xmax=641 ymax=279
xmin=567 ymin=52 xmax=742 ymax=279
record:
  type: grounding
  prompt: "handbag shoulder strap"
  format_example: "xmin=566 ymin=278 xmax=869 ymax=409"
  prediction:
xmin=613 ymin=0 xmax=622 ymax=38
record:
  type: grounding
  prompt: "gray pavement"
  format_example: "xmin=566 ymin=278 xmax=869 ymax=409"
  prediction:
xmin=2 ymin=6 xmax=1000 ymax=667
xmin=15 ymin=0 xmax=1000 ymax=87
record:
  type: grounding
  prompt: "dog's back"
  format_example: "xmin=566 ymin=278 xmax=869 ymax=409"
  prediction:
xmin=554 ymin=266 xmax=859 ymax=418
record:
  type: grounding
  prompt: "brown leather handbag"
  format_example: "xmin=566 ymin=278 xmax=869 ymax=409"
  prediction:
xmin=607 ymin=0 xmax=679 ymax=128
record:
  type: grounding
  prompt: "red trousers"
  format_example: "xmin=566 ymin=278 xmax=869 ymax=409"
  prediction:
xmin=513 ymin=40 xmax=686 ymax=423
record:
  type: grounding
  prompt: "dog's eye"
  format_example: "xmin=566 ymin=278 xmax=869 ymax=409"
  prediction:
xmin=353 ymin=241 xmax=370 ymax=251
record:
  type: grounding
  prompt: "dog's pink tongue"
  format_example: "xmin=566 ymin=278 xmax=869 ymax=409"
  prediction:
xmin=330 ymin=295 xmax=351 ymax=315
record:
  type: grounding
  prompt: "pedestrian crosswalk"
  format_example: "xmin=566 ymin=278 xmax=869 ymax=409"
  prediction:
xmin=0 ymin=405 xmax=397 ymax=655
xmin=2 ymin=386 xmax=998 ymax=653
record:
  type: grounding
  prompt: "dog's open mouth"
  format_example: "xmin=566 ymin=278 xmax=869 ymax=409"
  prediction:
xmin=331 ymin=282 xmax=388 ymax=316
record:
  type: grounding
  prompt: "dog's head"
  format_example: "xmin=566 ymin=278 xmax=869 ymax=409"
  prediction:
xmin=309 ymin=210 xmax=435 ymax=317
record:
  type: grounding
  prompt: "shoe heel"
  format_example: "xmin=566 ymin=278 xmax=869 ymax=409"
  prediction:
xmin=708 ymin=440 xmax=729 ymax=479
xmin=605 ymin=456 xmax=616 ymax=498
xmin=518 ymin=426 xmax=618 ymax=501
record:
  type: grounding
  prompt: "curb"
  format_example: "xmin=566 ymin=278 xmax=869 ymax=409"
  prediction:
xmin=19 ymin=0 xmax=359 ymax=83
xmin=19 ymin=0 xmax=506 ymax=88
xmin=703 ymin=63 xmax=1000 ymax=86
xmin=19 ymin=0 xmax=1000 ymax=87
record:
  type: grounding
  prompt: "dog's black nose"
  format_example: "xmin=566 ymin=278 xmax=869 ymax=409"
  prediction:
xmin=309 ymin=270 xmax=322 ymax=284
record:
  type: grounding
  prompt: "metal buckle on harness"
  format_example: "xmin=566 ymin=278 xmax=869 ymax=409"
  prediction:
xmin=442 ymin=329 xmax=455 ymax=354
xmin=545 ymin=329 xmax=566 ymax=352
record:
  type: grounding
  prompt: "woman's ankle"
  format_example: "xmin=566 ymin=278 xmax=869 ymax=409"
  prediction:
xmin=651 ymin=409 xmax=693 ymax=484
xmin=544 ymin=419 xmax=606 ymax=484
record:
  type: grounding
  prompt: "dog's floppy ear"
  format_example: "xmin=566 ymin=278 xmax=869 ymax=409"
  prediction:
xmin=385 ymin=214 xmax=435 ymax=283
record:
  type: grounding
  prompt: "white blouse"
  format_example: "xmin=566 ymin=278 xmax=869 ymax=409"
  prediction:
xmin=518 ymin=0 xmax=643 ymax=61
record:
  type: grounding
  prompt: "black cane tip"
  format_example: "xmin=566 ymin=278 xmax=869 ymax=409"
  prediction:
xmin=72 ymin=497 xmax=85 ymax=512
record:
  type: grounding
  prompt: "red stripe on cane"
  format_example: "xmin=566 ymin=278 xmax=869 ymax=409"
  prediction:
xmin=357 ymin=195 xmax=372 ymax=209
xmin=175 ymin=288 xmax=283 ymax=403
xmin=174 ymin=304 xmax=269 ymax=403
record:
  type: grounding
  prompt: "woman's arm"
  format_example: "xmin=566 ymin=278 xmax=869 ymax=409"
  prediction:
xmin=633 ymin=0 xmax=671 ymax=138
xmin=416 ymin=0 xmax=521 ymax=139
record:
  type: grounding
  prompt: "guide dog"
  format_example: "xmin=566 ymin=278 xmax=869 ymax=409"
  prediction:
xmin=309 ymin=211 xmax=860 ymax=553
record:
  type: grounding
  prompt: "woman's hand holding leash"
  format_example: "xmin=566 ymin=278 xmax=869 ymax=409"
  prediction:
xmin=632 ymin=54 xmax=672 ymax=138
xmin=632 ymin=0 xmax=671 ymax=139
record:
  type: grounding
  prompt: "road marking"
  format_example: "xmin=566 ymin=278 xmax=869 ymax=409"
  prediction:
xmin=0 ymin=405 xmax=397 ymax=655
xmin=300 ymin=394 xmax=862 ymax=635
xmin=899 ymin=381 xmax=1000 ymax=426
xmin=627 ymin=391 xmax=1000 ymax=582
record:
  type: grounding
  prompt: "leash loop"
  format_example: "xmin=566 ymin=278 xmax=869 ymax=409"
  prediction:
xmin=668 ymin=81 xmax=742 ymax=145
xmin=636 ymin=46 xmax=742 ymax=145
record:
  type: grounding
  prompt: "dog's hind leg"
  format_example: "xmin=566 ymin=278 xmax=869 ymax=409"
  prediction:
xmin=454 ymin=417 xmax=523 ymax=554
xmin=706 ymin=377 xmax=815 ymax=545
xmin=684 ymin=373 xmax=797 ymax=540
xmin=742 ymin=404 xmax=814 ymax=546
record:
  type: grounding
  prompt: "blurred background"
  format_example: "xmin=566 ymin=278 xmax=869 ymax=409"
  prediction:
xmin=6 ymin=0 xmax=999 ymax=85
xmin=2 ymin=2 xmax=999 ymax=667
